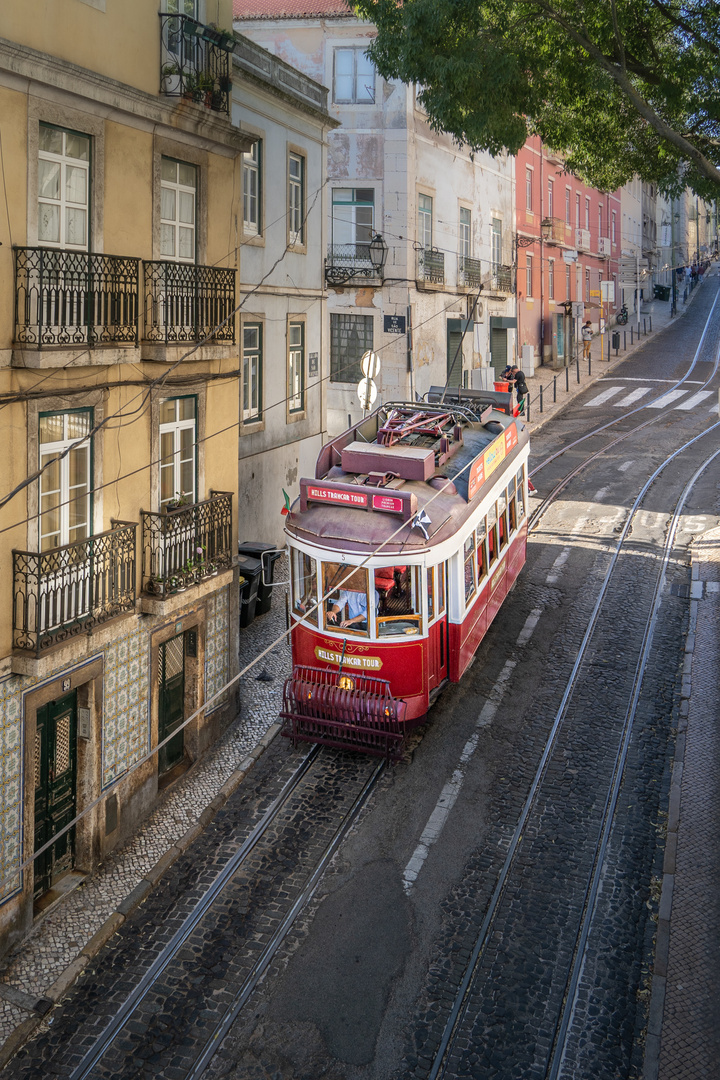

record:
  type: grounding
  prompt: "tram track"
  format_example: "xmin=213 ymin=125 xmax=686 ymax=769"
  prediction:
xmin=14 ymin=747 xmax=383 ymax=1080
xmin=419 ymin=421 xmax=720 ymax=1079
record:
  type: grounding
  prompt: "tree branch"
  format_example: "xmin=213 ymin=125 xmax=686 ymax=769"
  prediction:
xmin=648 ymin=0 xmax=720 ymax=59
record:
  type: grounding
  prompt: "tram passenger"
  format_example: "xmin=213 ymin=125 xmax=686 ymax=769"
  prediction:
xmin=328 ymin=587 xmax=380 ymax=630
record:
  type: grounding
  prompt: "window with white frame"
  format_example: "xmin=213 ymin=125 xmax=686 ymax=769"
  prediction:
xmin=585 ymin=197 xmax=590 ymax=231
xmin=38 ymin=125 xmax=90 ymax=250
xmin=165 ymin=0 xmax=197 ymax=14
xmin=288 ymin=322 xmax=305 ymax=412
xmin=547 ymin=179 xmax=554 ymax=219
xmin=418 ymin=193 xmax=433 ymax=249
xmin=243 ymin=141 xmax=261 ymax=236
xmin=333 ymin=47 xmax=375 ymax=104
xmin=331 ymin=188 xmax=374 ymax=249
xmin=565 ymin=187 xmax=571 ymax=225
xmin=159 ymin=397 xmax=196 ymax=508
xmin=612 ymin=210 xmax=617 ymax=244
xmin=39 ymin=411 xmax=92 ymax=551
xmin=288 ymin=152 xmax=305 ymax=246
xmin=242 ymin=323 xmax=262 ymax=422
xmin=548 ymin=258 xmax=555 ymax=300
xmin=575 ymin=192 xmax=581 ymax=228
xmin=526 ymin=254 xmax=533 ymax=297
xmin=598 ymin=204 xmax=603 ymax=240
xmin=459 ymin=207 xmax=471 ymax=260
xmin=330 ymin=312 xmax=373 ymax=383
xmin=491 ymin=217 xmax=502 ymax=267
xmin=565 ymin=262 xmax=571 ymax=300
xmin=161 ymin=157 xmax=197 ymax=261
xmin=585 ymin=267 xmax=591 ymax=302
xmin=526 ymin=167 xmax=533 ymax=211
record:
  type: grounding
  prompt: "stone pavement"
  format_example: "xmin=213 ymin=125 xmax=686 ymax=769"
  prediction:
xmin=0 ymin=278 xmax=715 ymax=1070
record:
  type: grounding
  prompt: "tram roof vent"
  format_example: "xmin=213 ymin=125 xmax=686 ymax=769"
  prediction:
xmin=341 ymin=440 xmax=435 ymax=481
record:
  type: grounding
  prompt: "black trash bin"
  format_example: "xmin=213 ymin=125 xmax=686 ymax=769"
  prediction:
xmin=237 ymin=542 xmax=282 ymax=615
xmin=237 ymin=554 xmax=262 ymax=628
xmin=611 ymin=331 xmax=620 ymax=351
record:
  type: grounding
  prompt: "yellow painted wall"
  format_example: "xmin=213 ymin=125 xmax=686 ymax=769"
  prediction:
xmin=0 ymin=89 xmax=28 ymax=354
xmin=104 ymin=123 xmax=153 ymax=258
xmin=0 ymin=0 xmax=234 ymax=98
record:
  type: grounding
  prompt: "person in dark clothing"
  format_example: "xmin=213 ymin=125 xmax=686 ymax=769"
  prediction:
xmin=510 ymin=366 xmax=528 ymax=413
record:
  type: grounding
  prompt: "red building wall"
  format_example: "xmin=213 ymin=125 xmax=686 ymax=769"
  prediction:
xmin=515 ymin=136 xmax=620 ymax=368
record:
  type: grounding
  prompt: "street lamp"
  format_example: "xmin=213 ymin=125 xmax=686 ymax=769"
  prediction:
xmin=325 ymin=233 xmax=388 ymax=286
xmin=368 ymin=233 xmax=388 ymax=275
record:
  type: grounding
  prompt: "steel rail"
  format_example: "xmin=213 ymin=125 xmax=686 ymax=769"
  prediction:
xmin=186 ymin=758 xmax=385 ymax=1078
xmin=427 ymin=418 xmax=720 ymax=1080
xmin=68 ymin=744 xmax=323 ymax=1080
xmin=545 ymin=440 xmax=720 ymax=1080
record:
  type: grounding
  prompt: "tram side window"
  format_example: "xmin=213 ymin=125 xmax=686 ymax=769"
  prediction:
xmin=516 ymin=466 xmax=526 ymax=520
xmin=427 ymin=566 xmax=434 ymax=621
xmin=377 ymin=566 xmax=422 ymax=636
xmin=477 ymin=520 xmax=488 ymax=585
xmin=323 ymin=563 xmax=374 ymax=635
xmin=464 ymin=533 xmax=476 ymax=604
xmin=291 ymin=549 xmax=318 ymax=625
xmin=437 ymin=563 xmax=446 ymax=614
xmin=487 ymin=505 xmax=499 ymax=566
xmin=498 ymin=493 xmax=508 ymax=550
xmin=508 ymin=481 xmax=517 ymax=534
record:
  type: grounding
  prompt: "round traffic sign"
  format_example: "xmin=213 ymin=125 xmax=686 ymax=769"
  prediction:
xmin=360 ymin=350 xmax=381 ymax=379
xmin=357 ymin=377 xmax=378 ymax=410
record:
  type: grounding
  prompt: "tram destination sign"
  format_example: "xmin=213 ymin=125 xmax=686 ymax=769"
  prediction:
xmin=299 ymin=478 xmax=417 ymax=521
xmin=467 ymin=423 xmax=519 ymax=501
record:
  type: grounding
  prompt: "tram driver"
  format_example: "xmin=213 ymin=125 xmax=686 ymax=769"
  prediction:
xmin=328 ymin=587 xmax=380 ymax=630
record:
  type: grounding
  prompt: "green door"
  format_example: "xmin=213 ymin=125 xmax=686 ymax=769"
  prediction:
xmin=34 ymin=693 xmax=77 ymax=900
xmin=490 ymin=326 xmax=508 ymax=374
xmin=158 ymin=634 xmax=185 ymax=775
xmin=447 ymin=322 xmax=464 ymax=388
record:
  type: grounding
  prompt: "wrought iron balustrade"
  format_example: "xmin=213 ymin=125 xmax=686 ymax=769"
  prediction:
xmin=160 ymin=13 xmax=233 ymax=115
xmin=13 ymin=522 xmax=137 ymax=656
xmin=143 ymin=261 xmax=236 ymax=344
xmin=490 ymin=264 xmax=514 ymax=292
xmin=416 ymin=247 xmax=445 ymax=285
xmin=14 ymin=247 xmax=139 ymax=348
xmin=325 ymin=244 xmax=376 ymax=285
xmin=458 ymin=255 xmax=483 ymax=288
xmin=142 ymin=491 xmax=233 ymax=597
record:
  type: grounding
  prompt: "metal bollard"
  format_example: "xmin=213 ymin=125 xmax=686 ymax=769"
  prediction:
xmin=649 ymin=315 xmax=652 ymax=332
xmin=631 ymin=327 xmax=634 ymax=344
xmin=643 ymin=317 xmax=647 ymax=335
xmin=553 ymin=375 xmax=557 ymax=402
xmin=624 ymin=330 xmax=627 ymax=350
xmin=576 ymin=359 xmax=580 ymax=384
xmin=540 ymin=384 xmax=543 ymax=412
xmin=526 ymin=393 xmax=531 ymax=422
xmin=566 ymin=366 xmax=569 ymax=392
xmin=588 ymin=355 xmax=591 ymax=377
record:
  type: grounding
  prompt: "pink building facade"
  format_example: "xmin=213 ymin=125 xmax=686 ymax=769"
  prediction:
xmin=516 ymin=136 xmax=621 ymax=369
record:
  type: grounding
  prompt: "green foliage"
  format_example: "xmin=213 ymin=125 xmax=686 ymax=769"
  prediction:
xmin=353 ymin=0 xmax=720 ymax=196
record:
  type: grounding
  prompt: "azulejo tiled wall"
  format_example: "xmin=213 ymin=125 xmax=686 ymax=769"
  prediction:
xmin=102 ymin=625 xmax=150 ymax=789
xmin=205 ymin=586 xmax=229 ymax=713
xmin=0 ymin=678 xmax=24 ymax=902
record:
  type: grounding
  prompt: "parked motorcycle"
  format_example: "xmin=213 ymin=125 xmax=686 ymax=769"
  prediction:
xmin=616 ymin=304 xmax=629 ymax=326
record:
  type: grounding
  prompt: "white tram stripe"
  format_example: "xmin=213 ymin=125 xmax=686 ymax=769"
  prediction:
xmin=614 ymin=387 xmax=652 ymax=406
xmin=546 ymin=550 xmax=570 ymax=586
xmin=646 ymin=389 xmax=690 ymax=409
xmin=675 ymin=390 xmax=713 ymax=410
xmin=618 ymin=460 xmax=635 ymax=472
xmin=584 ymin=387 xmax=624 ymax=407
xmin=403 ymin=606 xmax=545 ymax=894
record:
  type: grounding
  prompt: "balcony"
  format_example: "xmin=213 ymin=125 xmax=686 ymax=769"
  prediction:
xmin=416 ymin=247 xmax=445 ymax=286
xmin=160 ymin=13 xmax=233 ymax=115
xmin=541 ymin=217 xmax=567 ymax=244
xmin=576 ymin=228 xmax=591 ymax=251
xmin=325 ymin=244 xmax=381 ymax=286
xmin=143 ymin=261 xmax=236 ymax=344
xmin=598 ymin=236 xmax=612 ymax=257
xmin=458 ymin=255 xmax=483 ymax=289
xmin=12 ymin=522 xmax=137 ymax=658
xmin=141 ymin=491 xmax=233 ymax=602
xmin=488 ymin=264 xmax=514 ymax=293
xmin=14 ymin=247 xmax=139 ymax=350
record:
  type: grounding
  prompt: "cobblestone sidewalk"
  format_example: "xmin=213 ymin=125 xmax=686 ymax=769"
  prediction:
xmin=0 ymin=560 xmax=291 ymax=1058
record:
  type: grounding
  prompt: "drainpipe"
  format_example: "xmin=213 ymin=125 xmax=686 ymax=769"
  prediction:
xmin=539 ymin=143 xmax=545 ymax=365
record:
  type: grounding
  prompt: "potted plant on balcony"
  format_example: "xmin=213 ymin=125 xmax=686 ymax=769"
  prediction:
xmin=166 ymin=492 xmax=189 ymax=512
xmin=182 ymin=72 xmax=202 ymax=103
xmin=197 ymin=71 xmax=216 ymax=108
xmin=161 ymin=62 xmax=181 ymax=96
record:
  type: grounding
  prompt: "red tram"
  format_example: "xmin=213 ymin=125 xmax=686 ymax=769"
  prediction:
xmin=281 ymin=395 xmax=530 ymax=760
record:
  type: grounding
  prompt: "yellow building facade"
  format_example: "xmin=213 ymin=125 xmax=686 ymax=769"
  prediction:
xmin=0 ymin=0 xmax=251 ymax=954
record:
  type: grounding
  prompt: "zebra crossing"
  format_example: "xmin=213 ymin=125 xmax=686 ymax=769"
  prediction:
xmin=584 ymin=380 xmax=715 ymax=412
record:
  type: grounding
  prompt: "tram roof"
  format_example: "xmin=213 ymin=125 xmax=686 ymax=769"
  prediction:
xmin=285 ymin=402 xmax=529 ymax=554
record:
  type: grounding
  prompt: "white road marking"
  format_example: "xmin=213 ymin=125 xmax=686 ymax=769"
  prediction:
xmin=593 ymin=487 xmax=610 ymax=502
xmin=675 ymin=390 xmax=713 ymax=410
xmin=546 ymin=549 xmax=570 ymax=585
xmin=403 ymin=606 xmax=544 ymax=893
xmin=618 ymin=460 xmax=635 ymax=472
xmin=597 ymin=377 xmax=703 ymax=384
xmin=584 ymin=387 xmax=624 ymax=407
xmin=615 ymin=388 xmax=652 ymax=406
xmin=646 ymin=389 xmax=690 ymax=409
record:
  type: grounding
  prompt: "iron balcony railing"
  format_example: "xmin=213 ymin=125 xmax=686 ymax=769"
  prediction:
xmin=324 ymin=244 xmax=377 ymax=285
xmin=490 ymin=264 xmax=514 ymax=292
xmin=143 ymin=261 xmax=236 ymax=344
xmin=13 ymin=521 xmax=137 ymax=656
xmin=141 ymin=490 xmax=233 ymax=597
xmin=160 ymin=13 xmax=233 ymax=115
xmin=458 ymin=255 xmax=483 ymax=288
xmin=416 ymin=247 xmax=445 ymax=285
xmin=14 ymin=247 xmax=139 ymax=348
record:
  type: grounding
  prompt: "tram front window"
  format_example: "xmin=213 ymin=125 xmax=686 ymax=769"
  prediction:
xmin=375 ymin=565 xmax=421 ymax=636
xmin=517 ymin=467 xmax=526 ymax=520
xmin=291 ymin=549 xmax=318 ymax=625
xmin=323 ymin=563 xmax=375 ymax=635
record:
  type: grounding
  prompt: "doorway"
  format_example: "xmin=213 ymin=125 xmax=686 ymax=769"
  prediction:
xmin=34 ymin=692 xmax=77 ymax=900
xmin=158 ymin=633 xmax=186 ymax=775
xmin=428 ymin=562 xmax=448 ymax=693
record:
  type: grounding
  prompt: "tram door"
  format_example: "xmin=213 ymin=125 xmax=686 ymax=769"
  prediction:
xmin=158 ymin=634 xmax=186 ymax=775
xmin=34 ymin=692 xmax=77 ymax=899
xmin=428 ymin=563 xmax=448 ymax=690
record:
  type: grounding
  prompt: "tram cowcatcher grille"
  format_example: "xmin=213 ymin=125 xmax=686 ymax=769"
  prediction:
xmin=280 ymin=665 xmax=407 ymax=762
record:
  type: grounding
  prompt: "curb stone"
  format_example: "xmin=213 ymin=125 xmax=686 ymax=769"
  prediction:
xmin=0 ymin=720 xmax=283 ymax=1069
